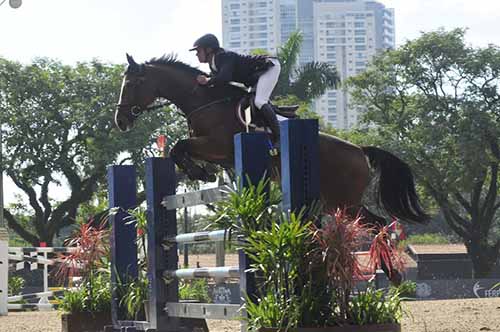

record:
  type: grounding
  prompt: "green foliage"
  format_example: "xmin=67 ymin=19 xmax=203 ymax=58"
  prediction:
xmin=348 ymin=28 xmax=500 ymax=277
xmin=179 ymin=279 xmax=210 ymax=303
xmin=349 ymin=286 xmax=403 ymax=325
xmin=59 ymin=273 xmax=111 ymax=313
xmin=210 ymin=179 xmax=403 ymax=329
xmin=0 ymin=56 xmax=185 ymax=245
xmin=395 ymin=280 xmax=417 ymax=298
xmin=209 ymin=177 xmax=281 ymax=237
xmin=245 ymin=290 xmax=288 ymax=332
xmin=8 ymin=276 xmax=25 ymax=296
xmin=59 ymin=288 xmax=87 ymax=313
xmin=120 ymin=277 xmax=149 ymax=320
xmin=274 ymin=31 xmax=339 ymax=102
xmin=398 ymin=233 xmax=451 ymax=249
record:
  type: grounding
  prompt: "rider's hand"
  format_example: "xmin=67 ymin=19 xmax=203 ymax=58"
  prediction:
xmin=197 ymin=75 xmax=209 ymax=85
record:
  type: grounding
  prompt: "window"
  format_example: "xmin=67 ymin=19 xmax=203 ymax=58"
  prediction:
xmin=231 ymin=26 xmax=241 ymax=32
xmin=354 ymin=37 xmax=365 ymax=43
xmin=230 ymin=3 xmax=240 ymax=10
xmin=230 ymin=19 xmax=240 ymax=24
xmin=354 ymin=30 xmax=366 ymax=35
xmin=354 ymin=22 xmax=364 ymax=28
xmin=355 ymin=45 xmax=366 ymax=51
xmin=229 ymin=42 xmax=241 ymax=48
xmin=249 ymin=32 xmax=268 ymax=39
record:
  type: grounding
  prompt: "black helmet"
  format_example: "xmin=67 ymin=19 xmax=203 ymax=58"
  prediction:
xmin=189 ymin=34 xmax=220 ymax=51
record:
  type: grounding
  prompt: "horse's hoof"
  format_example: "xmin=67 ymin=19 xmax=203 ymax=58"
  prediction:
xmin=269 ymin=148 xmax=279 ymax=156
xmin=206 ymin=174 xmax=217 ymax=182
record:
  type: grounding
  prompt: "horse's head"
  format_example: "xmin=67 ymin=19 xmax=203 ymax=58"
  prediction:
xmin=115 ymin=54 xmax=158 ymax=132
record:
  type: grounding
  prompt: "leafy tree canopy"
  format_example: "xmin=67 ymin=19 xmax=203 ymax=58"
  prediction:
xmin=348 ymin=28 xmax=500 ymax=277
xmin=0 ymin=57 xmax=186 ymax=245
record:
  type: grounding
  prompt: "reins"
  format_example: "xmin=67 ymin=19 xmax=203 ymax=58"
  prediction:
xmin=186 ymin=96 xmax=235 ymax=123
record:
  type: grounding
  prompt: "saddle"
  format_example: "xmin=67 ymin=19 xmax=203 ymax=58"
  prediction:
xmin=231 ymin=82 xmax=299 ymax=132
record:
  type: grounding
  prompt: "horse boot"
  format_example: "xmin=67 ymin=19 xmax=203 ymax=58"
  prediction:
xmin=260 ymin=103 xmax=280 ymax=155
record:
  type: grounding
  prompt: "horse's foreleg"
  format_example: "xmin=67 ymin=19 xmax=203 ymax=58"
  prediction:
xmin=170 ymin=137 xmax=231 ymax=182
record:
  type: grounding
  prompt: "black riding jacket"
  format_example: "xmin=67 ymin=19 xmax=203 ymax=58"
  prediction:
xmin=206 ymin=49 xmax=274 ymax=87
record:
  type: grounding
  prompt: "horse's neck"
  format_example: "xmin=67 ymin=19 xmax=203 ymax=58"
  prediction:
xmin=151 ymin=66 xmax=209 ymax=115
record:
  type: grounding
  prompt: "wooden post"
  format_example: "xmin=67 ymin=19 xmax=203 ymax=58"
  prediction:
xmin=107 ymin=166 xmax=138 ymax=326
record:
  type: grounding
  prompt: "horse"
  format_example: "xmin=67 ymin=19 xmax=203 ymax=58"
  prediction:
xmin=115 ymin=54 xmax=429 ymax=280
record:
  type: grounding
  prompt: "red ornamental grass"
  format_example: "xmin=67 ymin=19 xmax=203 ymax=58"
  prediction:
xmin=56 ymin=219 xmax=109 ymax=283
xmin=368 ymin=220 xmax=406 ymax=278
xmin=312 ymin=209 xmax=373 ymax=286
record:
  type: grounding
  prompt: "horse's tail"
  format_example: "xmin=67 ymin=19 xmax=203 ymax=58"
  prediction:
xmin=362 ymin=146 xmax=430 ymax=224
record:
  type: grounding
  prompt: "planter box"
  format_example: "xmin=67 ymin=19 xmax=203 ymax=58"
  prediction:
xmin=62 ymin=311 xmax=112 ymax=332
xmin=260 ymin=323 xmax=401 ymax=332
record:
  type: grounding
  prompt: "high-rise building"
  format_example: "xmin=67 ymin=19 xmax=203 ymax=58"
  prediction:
xmin=221 ymin=0 xmax=281 ymax=55
xmin=313 ymin=0 xmax=395 ymax=129
xmin=221 ymin=0 xmax=395 ymax=129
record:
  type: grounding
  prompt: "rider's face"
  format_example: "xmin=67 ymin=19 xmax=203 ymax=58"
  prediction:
xmin=196 ymin=47 xmax=208 ymax=63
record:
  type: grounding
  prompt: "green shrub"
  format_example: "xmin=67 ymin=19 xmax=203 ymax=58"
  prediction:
xmin=8 ymin=276 xmax=25 ymax=296
xmin=59 ymin=288 xmax=87 ymax=313
xmin=59 ymin=273 xmax=111 ymax=313
xmin=179 ymin=279 xmax=210 ymax=303
xmin=394 ymin=280 xmax=416 ymax=298
xmin=349 ymin=286 xmax=403 ymax=325
xmin=399 ymin=233 xmax=450 ymax=249
xmin=120 ymin=277 xmax=149 ymax=320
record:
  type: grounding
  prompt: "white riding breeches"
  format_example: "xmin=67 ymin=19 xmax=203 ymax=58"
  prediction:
xmin=254 ymin=58 xmax=281 ymax=109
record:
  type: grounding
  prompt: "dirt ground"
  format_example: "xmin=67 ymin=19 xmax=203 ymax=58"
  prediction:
xmin=1 ymin=297 xmax=500 ymax=332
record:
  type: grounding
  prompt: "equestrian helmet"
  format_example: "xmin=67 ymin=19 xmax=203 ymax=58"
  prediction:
xmin=190 ymin=34 xmax=220 ymax=51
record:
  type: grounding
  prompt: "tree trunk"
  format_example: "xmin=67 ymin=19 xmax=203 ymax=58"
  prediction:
xmin=467 ymin=240 xmax=500 ymax=278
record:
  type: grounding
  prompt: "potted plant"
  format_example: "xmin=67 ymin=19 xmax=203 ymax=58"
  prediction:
xmin=57 ymin=219 xmax=112 ymax=332
xmin=210 ymin=179 xmax=406 ymax=332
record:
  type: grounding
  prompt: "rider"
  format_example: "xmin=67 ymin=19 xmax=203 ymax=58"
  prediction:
xmin=190 ymin=33 xmax=281 ymax=149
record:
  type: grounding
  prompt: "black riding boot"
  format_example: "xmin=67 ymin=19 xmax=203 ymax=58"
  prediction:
xmin=260 ymin=103 xmax=280 ymax=151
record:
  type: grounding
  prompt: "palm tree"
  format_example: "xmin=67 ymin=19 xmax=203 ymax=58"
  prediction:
xmin=274 ymin=31 xmax=340 ymax=102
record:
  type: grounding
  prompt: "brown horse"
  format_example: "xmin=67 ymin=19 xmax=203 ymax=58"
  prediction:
xmin=115 ymin=54 xmax=429 ymax=229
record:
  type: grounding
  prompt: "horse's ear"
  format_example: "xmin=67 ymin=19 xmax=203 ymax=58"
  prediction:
xmin=126 ymin=53 xmax=140 ymax=73
xmin=126 ymin=53 xmax=137 ymax=66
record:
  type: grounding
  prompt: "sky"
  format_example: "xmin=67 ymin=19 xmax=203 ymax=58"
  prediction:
xmin=1 ymin=0 xmax=500 ymax=204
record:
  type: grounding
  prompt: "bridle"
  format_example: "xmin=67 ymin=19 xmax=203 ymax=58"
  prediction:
xmin=116 ymin=73 xmax=172 ymax=118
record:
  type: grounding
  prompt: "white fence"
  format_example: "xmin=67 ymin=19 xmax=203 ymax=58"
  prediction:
xmin=0 ymin=237 xmax=76 ymax=315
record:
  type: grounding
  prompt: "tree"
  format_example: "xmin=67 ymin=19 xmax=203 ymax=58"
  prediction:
xmin=0 ymin=57 xmax=186 ymax=245
xmin=274 ymin=31 xmax=340 ymax=102
xmin=348 ymin=28 xmax=500 ymax=277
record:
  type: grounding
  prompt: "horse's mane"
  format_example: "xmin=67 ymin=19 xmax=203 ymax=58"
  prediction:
xmin=146 ymin=54 xmax=205 ymax=76
xmin=146 ymin=54 xmax=245 ymax=99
